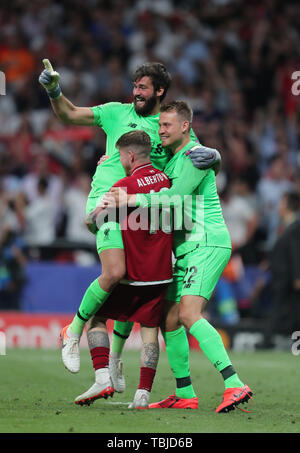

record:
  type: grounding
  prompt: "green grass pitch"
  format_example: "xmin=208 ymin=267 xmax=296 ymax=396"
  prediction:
xmin=1 ymin=348 xmax=299 ymax=434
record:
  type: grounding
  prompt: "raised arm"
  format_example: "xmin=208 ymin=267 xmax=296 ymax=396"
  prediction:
xmin=39 ymin=59 xmax=94 ymax=126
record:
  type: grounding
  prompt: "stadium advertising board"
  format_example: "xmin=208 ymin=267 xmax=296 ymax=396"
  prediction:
xmin=0 ymin=312 xmax=153 ymax=350
xmin=1 ymin=312 xmax=276 ymax=351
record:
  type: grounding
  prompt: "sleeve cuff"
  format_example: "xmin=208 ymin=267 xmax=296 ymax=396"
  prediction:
xmin=90 ymin=106 xmax=100 ymax=126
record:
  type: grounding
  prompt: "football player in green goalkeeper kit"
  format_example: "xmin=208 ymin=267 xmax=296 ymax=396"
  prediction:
xmin=105 ymin=100 xmax=253 ymax=413
xmin=38 ymin=60 xmax=220 ymax=402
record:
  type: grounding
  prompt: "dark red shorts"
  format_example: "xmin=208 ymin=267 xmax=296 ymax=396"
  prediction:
xmin=95 ymin=283 xmax=168 ymax=327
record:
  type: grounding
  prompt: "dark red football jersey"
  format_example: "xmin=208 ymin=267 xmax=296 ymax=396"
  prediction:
xmin=113 ymin=163 xmax=173 ymax=283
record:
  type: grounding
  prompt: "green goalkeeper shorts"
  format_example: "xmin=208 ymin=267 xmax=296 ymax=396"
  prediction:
xmin=166 ymin=246 xmax=231 ymax=303
xmin=86 ymin=196 xmax=124 ymax=255
xmin=96 ymin=221 xmax=124 ymax=255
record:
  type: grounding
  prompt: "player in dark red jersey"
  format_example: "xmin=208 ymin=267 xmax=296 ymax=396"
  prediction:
xmin=74 ymin=130 xmax=173 ymax=408
xmin=113 ymin=164 xmax=172 ymax=285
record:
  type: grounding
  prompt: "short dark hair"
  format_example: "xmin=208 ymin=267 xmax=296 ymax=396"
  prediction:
xmin=116 ymin=130 xmax=151 ymax=159
xmin=133 ymin=62 xmax=171 ymax=102
xmin=160 ymin=100 xmax=193 ymax=130
xmin=283 ymin=191 xmax=300 ymax=213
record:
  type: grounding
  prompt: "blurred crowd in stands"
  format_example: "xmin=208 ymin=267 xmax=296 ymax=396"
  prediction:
xmin=1 ymin=0 xmax=300 ymax=324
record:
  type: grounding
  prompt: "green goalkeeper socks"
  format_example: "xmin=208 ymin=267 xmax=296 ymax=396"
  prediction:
xmin=163 ymin=327 xmax=196 ymax=399
xmin=189 ymin=318 xmax=244 ymax=389
xmin=69 ymin=279 xmax=110 ymax=336
xmin=110 ymin=321 xmax=134 ymax=356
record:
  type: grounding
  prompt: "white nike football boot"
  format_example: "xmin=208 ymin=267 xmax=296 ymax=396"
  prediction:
xmin=75 ymin=369 xmax=114 ymax=406
xmin=128 ymin=389 xmax=150 ymax=409
xmin=109 ymin=355 xmax=126 ymax=393
xmin=60 ymin=325 xmax=80 ymax=373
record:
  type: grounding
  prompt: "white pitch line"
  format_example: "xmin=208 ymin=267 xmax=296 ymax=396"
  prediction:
xmin=106 ymin=401 xmax=131 ymax=405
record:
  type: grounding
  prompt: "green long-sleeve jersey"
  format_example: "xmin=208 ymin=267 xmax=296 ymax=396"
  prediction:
xmin=89 ymin=102 xmax=198 ymax=203
xmin=135 ymin=140 xmax=231 ymax=257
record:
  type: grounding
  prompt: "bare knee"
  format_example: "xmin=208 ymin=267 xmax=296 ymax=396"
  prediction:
xmin=111 ymin=263 xmax=126 ymax=282
xmin=102 ymin=266 xmax=125 ymax=287
xmin=178 ymin=305 xmax=192 ymax=329
xmin=86 ymin=315 xmax=107 ymax=332
xmin=161 ymin=301 xmax=181 ymax=332
xmin=178 ymin=296 xmax=207 ymax=330
xmin=99 ymin=249 xmax=126 ymax=289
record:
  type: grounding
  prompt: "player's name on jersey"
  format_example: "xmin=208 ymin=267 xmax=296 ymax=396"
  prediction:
xmin=136 ymin=172 xmax=169 ymax=188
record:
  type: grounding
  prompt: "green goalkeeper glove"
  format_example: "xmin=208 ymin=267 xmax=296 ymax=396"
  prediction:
xmin=39 ymin=59 xmax=62 ymax=99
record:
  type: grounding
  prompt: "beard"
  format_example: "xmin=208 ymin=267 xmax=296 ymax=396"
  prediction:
xmin=133 ymin=94 xmax=158 ymax=116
